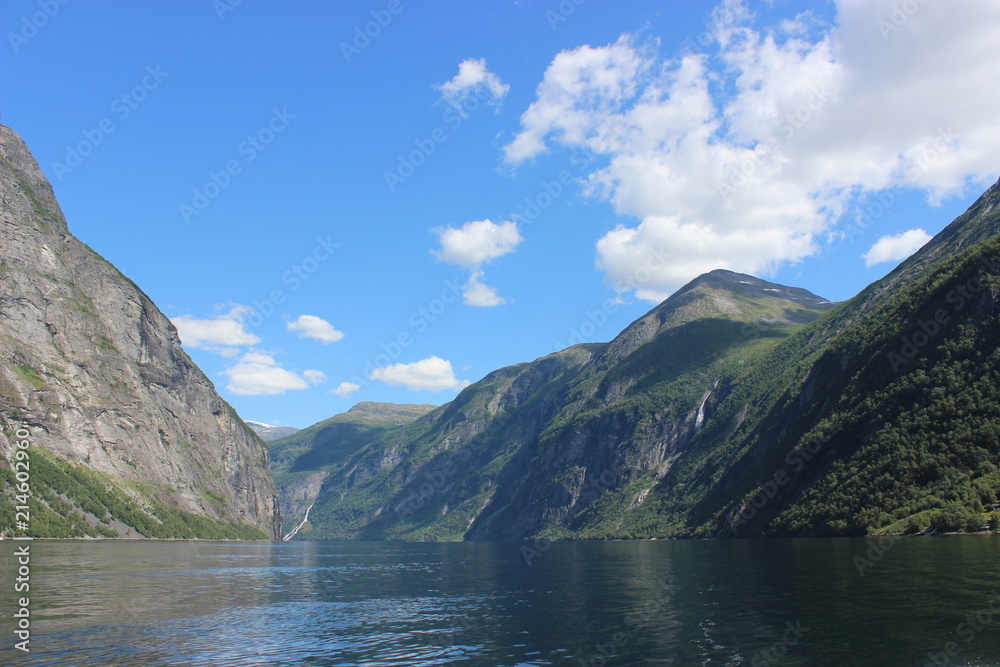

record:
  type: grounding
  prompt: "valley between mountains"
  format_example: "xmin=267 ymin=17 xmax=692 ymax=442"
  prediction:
xmin=3 ymin=122 xmax=1000 ymax=542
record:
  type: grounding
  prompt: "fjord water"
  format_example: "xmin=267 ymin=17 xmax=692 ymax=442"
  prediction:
xmin=3 ymin=538 xmax=1000 ymax=666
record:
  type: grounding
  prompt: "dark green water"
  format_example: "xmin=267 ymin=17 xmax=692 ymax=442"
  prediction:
xmin=2 ymin=537 xmax=1000 ymax=665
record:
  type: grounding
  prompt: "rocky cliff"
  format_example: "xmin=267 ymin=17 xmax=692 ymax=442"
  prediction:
xmin=297 ymin=177 xmax=1000 ymax=541
xmin=0 ymin=124 xmax=280 ymax=539
xmin=300 ymin=270 xmax=835 ymax=541
xmin=268 ymin=401 xmax=436 ymax=535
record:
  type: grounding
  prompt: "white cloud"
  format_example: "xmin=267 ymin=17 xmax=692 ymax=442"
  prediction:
xmin=863 ymin=228 xmax=933 ymax=267
xmin=504 ymin=1 xmax=1000 ymax=300
xmin=435 ymin=58 xmax=509 ymax=107
xmin=223 ymin=351 xmax=324 ymax=396
xmin=369 ymin=356 xmax=470 ymax=392
xmin=463 ymin=270 xmax=506 ymax=307
xmin=287 ymin=314 xmax=344 ymax=344
xmin=303 ymin=369 xmax=328 ymax=385
xmin=171 ymin=305 xmax=260 ymax=350
xmin=433 ymin=219 xmax=522 ymax=268
xmin=433 ymin=219 xmax=522 ymax=307
xmin=332 ymin=381 xmax=361 ymax=398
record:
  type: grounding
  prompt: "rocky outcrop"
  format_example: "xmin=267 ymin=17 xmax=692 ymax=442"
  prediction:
xmin=0 ymin=124 xmax=279 ymax=539
xmin=268 ymin=401 xmax=436 ymax=533
xmin=300 ymin=274 xmax=835 ymax=541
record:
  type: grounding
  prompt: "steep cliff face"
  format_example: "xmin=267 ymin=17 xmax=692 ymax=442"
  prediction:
xmin=556 ymin=177 xmax=1000 ymax=540
xmin=301 ymin=273 xmax=834 ymax=541
xmin=268 ymin=401 xmax=436 ymax=534
xmin=300 ymin=177 xmax=1000 ymax=541
xmin=0 ymin=124 xmax=280 ymax=539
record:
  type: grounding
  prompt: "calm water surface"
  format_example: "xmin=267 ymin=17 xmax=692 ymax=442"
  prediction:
xmin=2 ymin=537 xmax=1000 ymax=666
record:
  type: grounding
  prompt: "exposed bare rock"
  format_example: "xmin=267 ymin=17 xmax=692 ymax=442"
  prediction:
xmin=0 ymin=124 xmax=279 ymax=539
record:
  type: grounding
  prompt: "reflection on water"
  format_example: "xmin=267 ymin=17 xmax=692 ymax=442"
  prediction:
xmin=1 ymin=537 xmax=1000 ymax=665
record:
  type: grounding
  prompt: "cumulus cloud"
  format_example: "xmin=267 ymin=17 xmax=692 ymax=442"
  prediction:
xmin=433 ymin=219 xmax=522 ymax=268
xmin=171 ymin=305 xmax=260 ymax=351
xmin=223 ymin=351 xmax=324 ymax=396
xmin=863 ymin=228 xmax=933 ymax=267
xmin=287 ymin=314 xmax=344 ymax=344
xmin=435 ymin=58 xmax=509 ymax=107
xmin=463 ymin=270 xmax=506 ymax=307
xmin=433 ymin=219 xmax=522 ymax=307
xmin=332 ymin=381 xmax=361 ymax=398
xmin=504 ymin=0 xmax=1000 ymax=300
xmin=369 ymin=356 xmax=470 ymax=392
xmin=303 ymin=369 xmax=328 ymax=385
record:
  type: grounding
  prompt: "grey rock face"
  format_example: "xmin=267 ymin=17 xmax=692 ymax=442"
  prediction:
xmin=301 ymin=268 xmax=837 ymax=541
xmin=0 ymin=124 xmax=279 ymax=538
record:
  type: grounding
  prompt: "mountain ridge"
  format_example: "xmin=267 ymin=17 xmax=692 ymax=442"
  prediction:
xmin=290 ymin=176 xmax=1000 ymax=541
xmin=0 ymin=124 xmax=280 ymax=539
xmin=268 ymin=401 xmax=437 ymax=534
xmin=247 ymin=421 xmax=300 ymax=442
xmin=296 ymin=269 xmax=833 ymax=540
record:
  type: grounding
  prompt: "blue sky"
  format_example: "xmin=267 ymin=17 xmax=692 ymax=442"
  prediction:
xmin=3 ymin=0 xmax=999 ymax=429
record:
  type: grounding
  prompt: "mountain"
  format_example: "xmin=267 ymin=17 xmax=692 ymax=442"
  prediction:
xmin=246 ymin=421 xmax=300 ymax=442
xmin=0 ymin=125 xmax=280 ymax=539
xmin=658 ymin=178 xmax=1000 ymax=538
xmin=299 ymin=177 xmax=1000 ymax=542
xmin=299 ymin=270 xmax=836 ymax=541
xmin=268 ymin=401 xmax=436 ymax=534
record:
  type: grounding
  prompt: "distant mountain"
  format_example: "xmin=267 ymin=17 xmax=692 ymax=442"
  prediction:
xmin=0 ymin=125 xmax=279 ymax=539
xmin=298 ymin=176 xmax=1000 ymax=541
xmin=299 ymin=269 xmax=836 ymax=541
xmin=268 ymin=401 xmax=436 ymax=534
xmin=246 ymin=421 xmax=300 ymax=442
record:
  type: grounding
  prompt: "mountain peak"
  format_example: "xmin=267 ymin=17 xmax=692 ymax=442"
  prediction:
xmin=681 ymin=269 xmax=836 ymax=311
xmin=0 ymin=124 xmax=70 ymax=237
xmin=348 ymin=401 xmax=438 ymax=416
xmin=597 ymin=269 xmax=836 ymax=366
xmin=1 ymin=124 xmax=280 ymax=539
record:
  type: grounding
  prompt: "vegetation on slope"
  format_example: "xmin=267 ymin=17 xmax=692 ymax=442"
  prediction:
xmin=0 ymin=445 xmax=268 ymax=540
xmin=608 ymin=235 xmax=1000 ymax=540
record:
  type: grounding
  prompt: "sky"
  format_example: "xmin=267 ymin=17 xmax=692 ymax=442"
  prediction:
xmin=3 ymin=0 xmax=999 ymax=429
